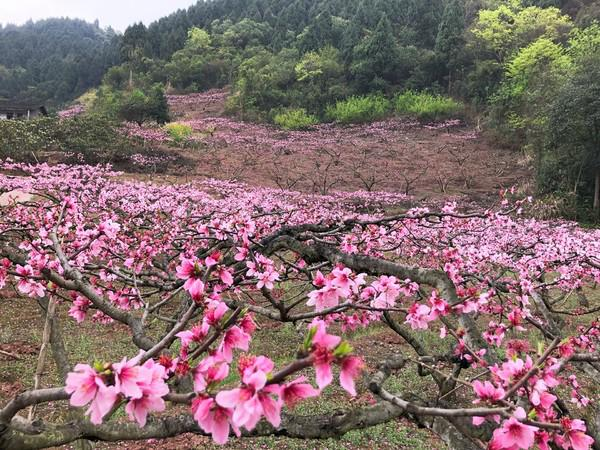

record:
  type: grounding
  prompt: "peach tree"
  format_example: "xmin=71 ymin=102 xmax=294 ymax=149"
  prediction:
xmin=0 ymin=162 xmax=599 ymax=450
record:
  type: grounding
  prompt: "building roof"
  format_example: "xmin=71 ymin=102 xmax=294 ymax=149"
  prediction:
xmin=0 ymin=100 xmax=46 ymax=113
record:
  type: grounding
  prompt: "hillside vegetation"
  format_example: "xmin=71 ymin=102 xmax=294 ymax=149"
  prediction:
xmin=3 ymin=4 xmax=600 ymax=450
xmin=99 ymin=0 xmax=600 ymax=219
xmin=3 ymin=0 xmax=600 ymax=217
xmin=0 ymin=19 xmax=120 ymax=105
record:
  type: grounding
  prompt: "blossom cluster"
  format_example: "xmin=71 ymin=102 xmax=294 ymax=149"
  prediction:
xmin=66 ymin=357 xmax=169 ymax=426
xmin=1 ymin=161 xmax=599 ymax=448
xmin=129 ymin=153 xmax=177 ymax=168
xmin=58 ymin=104 xmax=86 ymax=119
xmin=119 ymin=122 xmax=170 ymax=144
xmin=167 ymin=89 xmax=229 ymax=108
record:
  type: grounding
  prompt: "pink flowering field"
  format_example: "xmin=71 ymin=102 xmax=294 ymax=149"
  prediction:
xmin=0 ymin=93 xmax=598 ymax=450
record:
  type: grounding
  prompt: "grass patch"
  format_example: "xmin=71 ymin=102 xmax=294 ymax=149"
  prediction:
xmin=394 ymin=91 xmax=463 ymax=122
xmin=326 ymin=95 xmax=391 ymax=124
xmin=165 ymin=122 xmax=193 ymax=144
xmin=273 ymin=108 xmax=319 ymax=130
xmin=200 ymin=420 xmax=437 ymax=449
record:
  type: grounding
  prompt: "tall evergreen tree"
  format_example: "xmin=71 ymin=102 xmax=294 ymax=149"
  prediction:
xmin=435 ymin=0 xmax=466 ymax=90
xmin=354 ymin=0 xmax=380 ymax=29
xmin=340 ymin=20 xmax=363 ymax=64
xmin=148 ymin=85 xmax=170 ymax=124
xmin=351 ymin=15 xmax=402 ymax=90
xmin=298 ymin=11 xmax=335 ymax=52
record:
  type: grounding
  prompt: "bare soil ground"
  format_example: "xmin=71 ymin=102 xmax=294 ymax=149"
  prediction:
xmin=159 ymin=89 xmax=529 ymax=202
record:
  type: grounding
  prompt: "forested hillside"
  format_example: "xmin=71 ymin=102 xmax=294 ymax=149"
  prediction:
xmin=0 ymin=18 xmax=120 ymax=105
xmin=134 ymin=0 xmax=600 ymax=59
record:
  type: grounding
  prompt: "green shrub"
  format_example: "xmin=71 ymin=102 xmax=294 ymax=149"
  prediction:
xmin=0 ymin=115 xmax=131 ymax=164
xmin=60 ymin=115 xmax=135 ymax=164
xmin=0 ymin=117 xmax=60 ymax=158
xmin=165 ymin=123 xmax=193 ymax=144
xmin=394 ymin=91 xmax=463 ymax=121
xmin=326 ymin=95 xmax=391 ymax=124
xmin=273 ymin=108 xmax=319 ymax=130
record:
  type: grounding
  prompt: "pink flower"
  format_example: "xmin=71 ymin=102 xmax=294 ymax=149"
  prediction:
xmin=339 ymin=356 xmax=363 ymax=396
xmin=331 ymin=266 xmax=356 ymax=296
xmin=98 ymin=219 xmax=120 ymax=239
xmin=218 ymin=326 xmax=250 ymax=362
xmin=177 ymin=258 xmax=205 ymax=301
xmin=536 ymin=431 xmax=552 ymax=450
xmin=307 ymin=284 xmax=342 ymax=311
xmin=192 ymin=396 xmax=236 ymax=445
xmin=125 ymin=393 xmax=165 ymax=427
xmin=529 ymin=380 xmax=556 ymax=411
xmin=307 ymin=267 xmax=365 ymax=311
xmin=492 ymin=356 xmax=533 ymax=385
xmin=203 ymin=301 xmax=229 ymax=326
xmin=484 ymin=322 xmax=508 ymax=347
xmin=559 ymin=341 xmax=575 ymax=359
xmin=65 ymin=364 xmax=118 ymax=425
xmin=113 ymin=357 xmax=144 ymax=399
xmin=217 ymin=384 xmax=282 ymax=431
xmin=68 ymin=295 xmax=92 ymax=323
xmin=427 ymin=291 xmax=450 ymax=319
xmin=491 ymin=409 xmax=538 ymax=450
xmin=205 ymin=251 xmax=221 ymax=267
xmin=472 ymin=380 xmax=505 ymax=403
xmin=124 ymin=359 xmax=169 ymax=427
xmin=371 ymin=275 xmax=401 ymax=308
xmin=176 ymin=257 xmax=198 ymax=279
xmin=246 ymin=255 xmax=279 ymax=290
xmin=218 ymin=267 xmax=234 ymax=286
xmin=65 ymin=363 xmax=103 ymax=407
xmin=87 ymin=384 xmax=119 ymax=425
xmin=0 ymin=258 xmax=9 ymax=289
xmin=557 ymin=418 xmax=595 ymax=450
xmin=257 ymin=270 xmax=279 ymax=290
xmin=215 ymin=356 xmax=282 ymax=430
xmin=310 ymin=320 xmax=341 ymax=390
xmin=15 ymin=264 xmax=46 ymax=298
xmin=239 ymin=314 xmax=256 ymax=335
xmin=280 ymin=376 xmax=319 ymax=408
xmin=405 ymin=303 xmax=432 ymax=330
xmin=313 ymin=270 xmax=326 ymax=287
xmin=193 ymin=356 xmax=229 ymax=392
xmin=185 ymin=278 xmax=205 ymax=301
xmin=176 ymin=323 xmax=209 ymax=349
xmin=234 ymin=247 xmax=248 ymax=261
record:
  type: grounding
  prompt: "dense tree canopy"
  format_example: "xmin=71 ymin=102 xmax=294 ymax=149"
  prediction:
xmin=0 ymin=19 xmax=120 ymax=106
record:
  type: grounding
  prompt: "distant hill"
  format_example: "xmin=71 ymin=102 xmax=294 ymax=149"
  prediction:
xmin=0 ymin=18 xmax=121 ymax=107
xmin=3 ymin=0 xmax=600 ymax=107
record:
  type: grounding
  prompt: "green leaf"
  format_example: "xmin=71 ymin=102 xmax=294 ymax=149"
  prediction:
xmin=333 ymin=341 xmax=353 ymax=358
xmin=303 ymin=326 xmax=317 ymax=351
